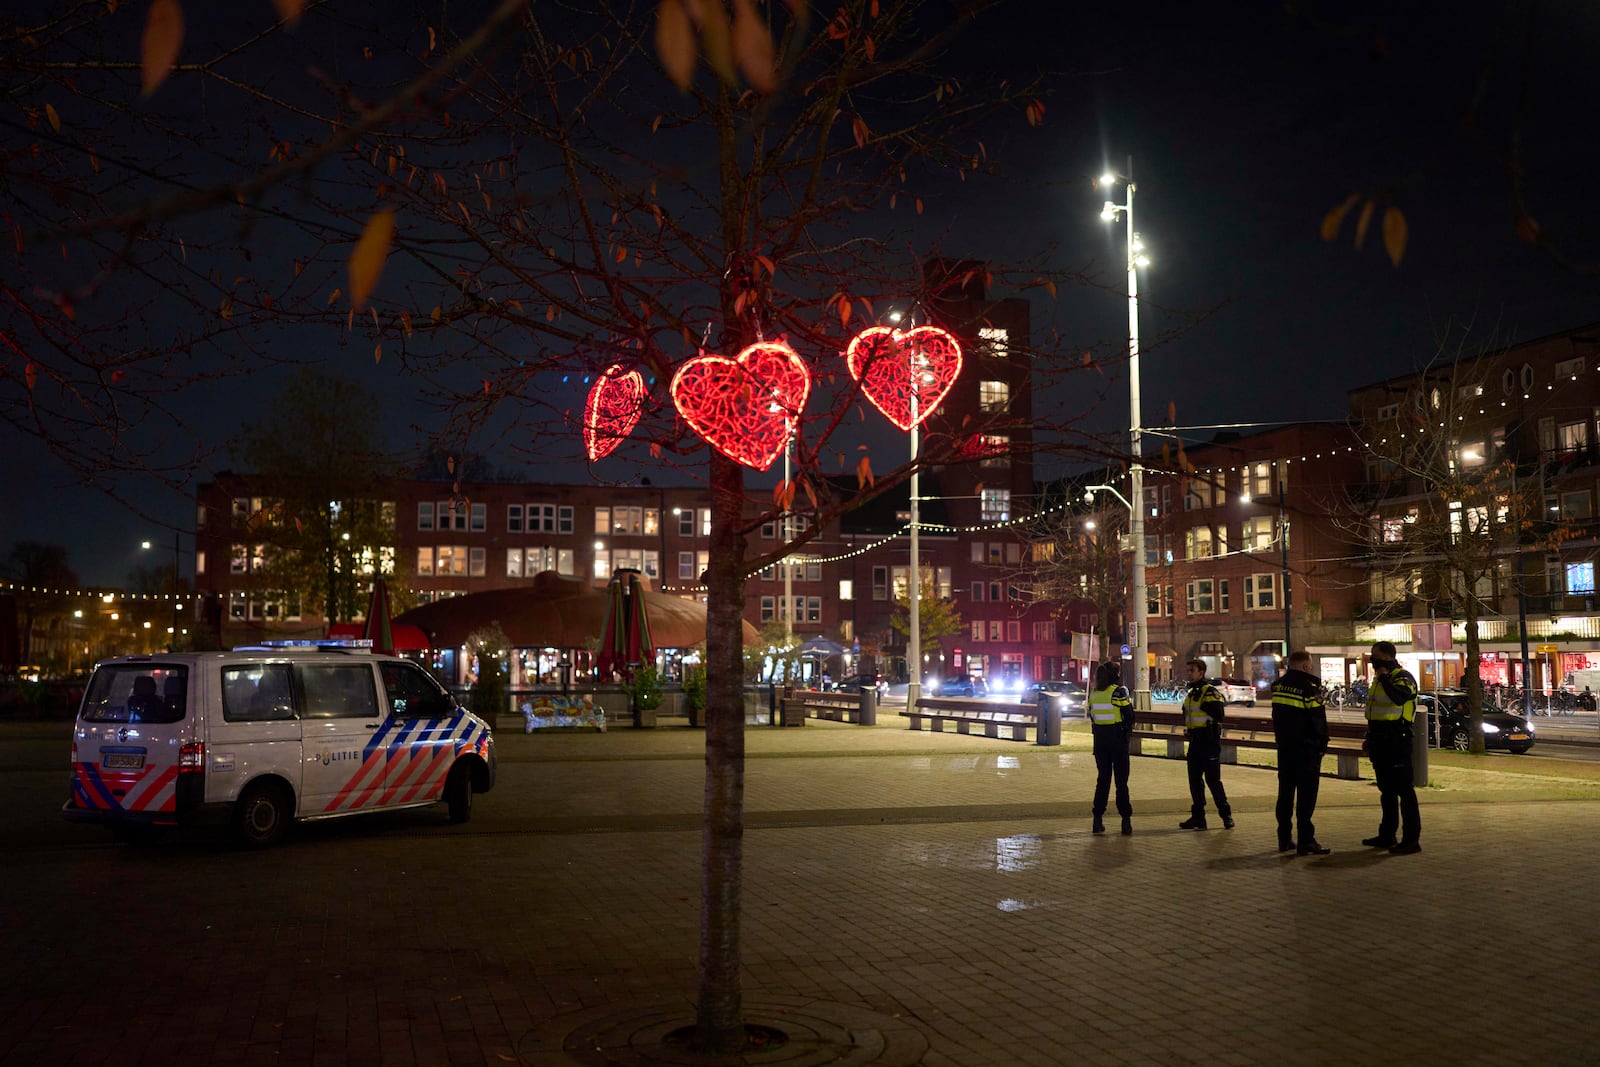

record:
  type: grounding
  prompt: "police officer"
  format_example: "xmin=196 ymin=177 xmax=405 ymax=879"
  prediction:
xmin=1364 ymin=640 xmax=1422 ymax=854
xmin=1178 ymin=659 xmax=1233 ymax=830
xmin=1271 ymin=650 xmax=1330 ymax=855
xmin=1087 ymin=661 xmax=1134 ymax=836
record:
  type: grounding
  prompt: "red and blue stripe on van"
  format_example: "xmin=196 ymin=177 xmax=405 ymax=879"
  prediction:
xmin=321 ymin=709 xmax=487 ymax=813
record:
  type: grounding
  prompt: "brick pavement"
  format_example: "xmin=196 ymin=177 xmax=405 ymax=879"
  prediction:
xmin=2 ymin=717 xmax=1598 ymax=1066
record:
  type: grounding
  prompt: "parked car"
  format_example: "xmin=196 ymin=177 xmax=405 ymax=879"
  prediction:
xmin=1217 ymin=678 xmax=1257 ymax=706
xmin=1420 ymin=690 xmax=1535 ymax=753
xmin=1022 ymin=680 xmax=1085 ymax=715
xmin=936 ymin=673 xmax=988 ymax=698
xmin=835 ymin=672 xmax=888 ymax=698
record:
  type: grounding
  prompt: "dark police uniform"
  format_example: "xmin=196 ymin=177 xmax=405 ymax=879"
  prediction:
xmin=1271 ymin=668 xmax=1329 ymax=853
xmin=1179 ymin=678 xmax=1233 ymax=829
xmin=1088 ymin=684 xmax=1134 ymax=834
xmin=1365 ymin=666 xmax=1422 ymax=852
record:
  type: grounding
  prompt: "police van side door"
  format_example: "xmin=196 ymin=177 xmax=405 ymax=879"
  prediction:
xmin=376 ymin=659 xmax=476 ymax=806
xmin=297 ymin=659 xmax=389 ymax=815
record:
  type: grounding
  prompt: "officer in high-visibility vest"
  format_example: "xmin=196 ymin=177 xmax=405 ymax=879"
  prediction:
xmin=1364 ymin=640 xmax=1422 ymax=854
xmin=1087 ymin=660 xmax=1135 ymax=835
xmin=1178 ymin=659 xmax=1234 ymax=830
xmin=1271 ymin=650 xmax=1330 ymax=855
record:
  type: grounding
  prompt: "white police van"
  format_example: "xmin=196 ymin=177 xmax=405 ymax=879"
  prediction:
xmin=63 ymin=643 xmax=496 ymax=847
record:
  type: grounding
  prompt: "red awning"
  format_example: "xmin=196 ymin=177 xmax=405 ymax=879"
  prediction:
xmin=326 ymin=622 xmax=433 ymax=651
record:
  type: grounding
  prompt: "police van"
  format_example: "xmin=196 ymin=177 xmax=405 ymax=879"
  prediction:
xmin=63 ymin=644 xmax=496 ymax=847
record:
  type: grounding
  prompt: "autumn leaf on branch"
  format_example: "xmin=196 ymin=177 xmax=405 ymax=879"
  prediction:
xmin=349 ymin=209 xmax=396 ymax=310
xmin=140 ymin=0 xmax=184 ymax=97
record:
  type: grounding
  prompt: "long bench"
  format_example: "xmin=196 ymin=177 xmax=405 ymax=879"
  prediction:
xmin=1131 ymin=709 xmax=1368 ymax=779
xmin=778 ymin=689 xmax=884 ymax=726
xmin=901 ymin=696 xmax=1039 ymax=742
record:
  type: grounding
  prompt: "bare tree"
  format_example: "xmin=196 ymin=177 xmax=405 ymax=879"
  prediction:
xmin=5 ymin=1 xmax=1114 ymax=1050
xmin=1352 ymin=356 xmax=1543 ymax=750
xmin=1009 ymin=485 xmax=1126 ymax=659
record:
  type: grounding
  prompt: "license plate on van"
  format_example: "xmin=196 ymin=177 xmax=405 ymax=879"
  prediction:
xmin=103 ymin=753 xmax=144 ymax=770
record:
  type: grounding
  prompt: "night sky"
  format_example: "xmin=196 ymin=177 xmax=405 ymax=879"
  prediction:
xmin=4 ymin=1 xmax=1597 ymax=586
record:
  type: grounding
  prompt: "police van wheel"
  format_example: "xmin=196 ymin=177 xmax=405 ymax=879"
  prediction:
xmin=234 ymin=782 xmax=290 ymax=848
xmin=445 ymin=764 xmax=473 ymax=824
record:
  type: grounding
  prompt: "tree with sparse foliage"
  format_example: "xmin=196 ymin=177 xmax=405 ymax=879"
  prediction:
xmin=233 ymin=369 xmax=404 ymax=624
xmin=3 ymin=2 xmax=1110 ymax=1051
xmin=1 ymin=542 xmax=78 ymax=666
xmin=890 ymin=572 xmax=966 ymax=650
xmin=1351 ymin=356 xmax=1546 ymax=752
xmin=1009 ymin=490 xmax=1126 ymax=658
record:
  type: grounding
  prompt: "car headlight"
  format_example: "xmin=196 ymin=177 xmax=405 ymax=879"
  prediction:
xmin=1481 ymin=722 xmax=1500 ymax=734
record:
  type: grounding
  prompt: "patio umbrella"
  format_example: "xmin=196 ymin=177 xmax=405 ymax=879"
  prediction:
xmin=595 ymin=570 xmax=657 ymax=680
xmin=798 ymin=635 xmax=846 ymax=659
xmin=361 ymin=577 xmax=395 ymax=655
xmin=391 ymin=571 xmax=759 ymax=651
xmin=594 ymin=572 xmax=627 ymax=679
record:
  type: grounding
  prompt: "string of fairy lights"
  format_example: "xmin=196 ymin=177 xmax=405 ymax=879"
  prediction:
xmin=0 ymin=581 xmax=188 ymax=604
xmin=2 ymin=446 xmax=1357 ymax=602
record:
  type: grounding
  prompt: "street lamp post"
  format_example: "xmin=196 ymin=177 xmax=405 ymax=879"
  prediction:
xmin=908 ymin=321 xmax=925 ymax=709
xmin=1100 ymin=162 xmax=1151 ymax=710
xmin=142 ymin=530 xmax=184 ymax=649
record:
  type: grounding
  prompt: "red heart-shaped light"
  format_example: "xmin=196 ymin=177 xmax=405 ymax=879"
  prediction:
xmin=583 ymin=365 xmax=647 ymax=461
xmin=845 ymin=325 xmax=963 ymax=431
xmin=670 ymin=341 xmax=810 ymax=471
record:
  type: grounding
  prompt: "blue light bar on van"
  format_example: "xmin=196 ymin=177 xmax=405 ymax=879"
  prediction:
xmin=230 ymin=639 xmax=374 ymax=651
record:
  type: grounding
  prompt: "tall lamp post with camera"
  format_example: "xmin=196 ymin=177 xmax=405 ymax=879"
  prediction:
xmin=1098 ymin=164 xmax=1151 ymax=710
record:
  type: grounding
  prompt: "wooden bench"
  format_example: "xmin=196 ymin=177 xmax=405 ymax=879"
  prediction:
xmin=781 ymin=692 xmax=873 ymax=725
xmin=1131 ymin=709 xmax=1367 ymax=779
xmin=901 ymin=697 xmax=1039 ymax=742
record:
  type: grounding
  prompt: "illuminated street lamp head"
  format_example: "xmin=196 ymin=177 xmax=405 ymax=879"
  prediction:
xmin=1099 ymin=172 xmax=1116 ymax=187
xmin=1100 ymin=200 xmax=1118 ymax=222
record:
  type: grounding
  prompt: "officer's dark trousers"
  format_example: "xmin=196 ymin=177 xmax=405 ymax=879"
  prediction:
xmin=1091 ymin=728 xmax=1131 ymax=818
xmin=1371 ymin=737 xmax=1421 ymax=843
xmin=1275 ymin=745 xmax=1324 ymax=843
xmin=1185 ymin=729 xmax=1230 ymax=817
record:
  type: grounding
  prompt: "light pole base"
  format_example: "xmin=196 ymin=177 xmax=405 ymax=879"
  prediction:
xmin=1132 ymin=688 xmax=1152 ymax=712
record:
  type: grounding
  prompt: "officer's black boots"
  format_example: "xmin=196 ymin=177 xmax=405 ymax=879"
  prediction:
xmin=1092 ymin=815 xmax=1106 ymax=834
xmin=1297 ymin=841 xmax=1331 ymax=856
xmin=1221 ymin=806 xmax=1235 ymax=830
xmin=1120 ymin=816 xmax=1132 ymax=836
xmin=1278 ymin=836 xmax=1295 ymax=852
xmin=1362 ymin=835 xmax=1397 ymax=848
xmin=1178 ymin=813 xmax=1207 ymax=830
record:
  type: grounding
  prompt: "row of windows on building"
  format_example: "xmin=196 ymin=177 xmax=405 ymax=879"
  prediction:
xmin=1369 ymin=359 xmax=1599 ymax=423
xmin=1367 ymin=560 xmax=1597 ymax=603
xmin=1138 ymin=573 xmax=1281 ymax=617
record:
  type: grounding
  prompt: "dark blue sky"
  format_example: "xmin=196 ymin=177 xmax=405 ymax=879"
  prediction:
xmin=5 ymin=0 xmax=1597 ymax=586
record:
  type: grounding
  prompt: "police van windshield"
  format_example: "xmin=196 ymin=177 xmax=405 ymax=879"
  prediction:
xmin=81 ymin=665 xmax=189 ymax=724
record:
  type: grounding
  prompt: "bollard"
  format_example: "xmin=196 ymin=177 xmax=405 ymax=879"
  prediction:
xmin=859 ymin=686 xmax=877 ymax=726
xmin=768 ymin=681 xmax=777 ymax=725
xmin=1411 ymin=706 xmax=1429 ymax=788
xmin=1035 ymin=695 xmax=1061 ymax=746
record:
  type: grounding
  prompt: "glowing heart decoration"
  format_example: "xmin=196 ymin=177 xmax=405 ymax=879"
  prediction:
xmin=845 ymin=325 xmax=963 ymax=432
xmin=670 ymin=341 xmax=811 ymax=471
xmin=582 ymin=364 xmax=647 ymax=461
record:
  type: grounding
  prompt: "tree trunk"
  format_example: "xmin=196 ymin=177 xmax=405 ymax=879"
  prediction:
xmin=696 ymin=451 xmax=748 ymax=1051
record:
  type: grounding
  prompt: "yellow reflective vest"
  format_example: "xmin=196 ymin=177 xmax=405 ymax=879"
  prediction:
xmin=1088 ymin=685 xmax=1132 ymax=726
xmin=1365 ymin=668 xmax=1418 ymax=723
